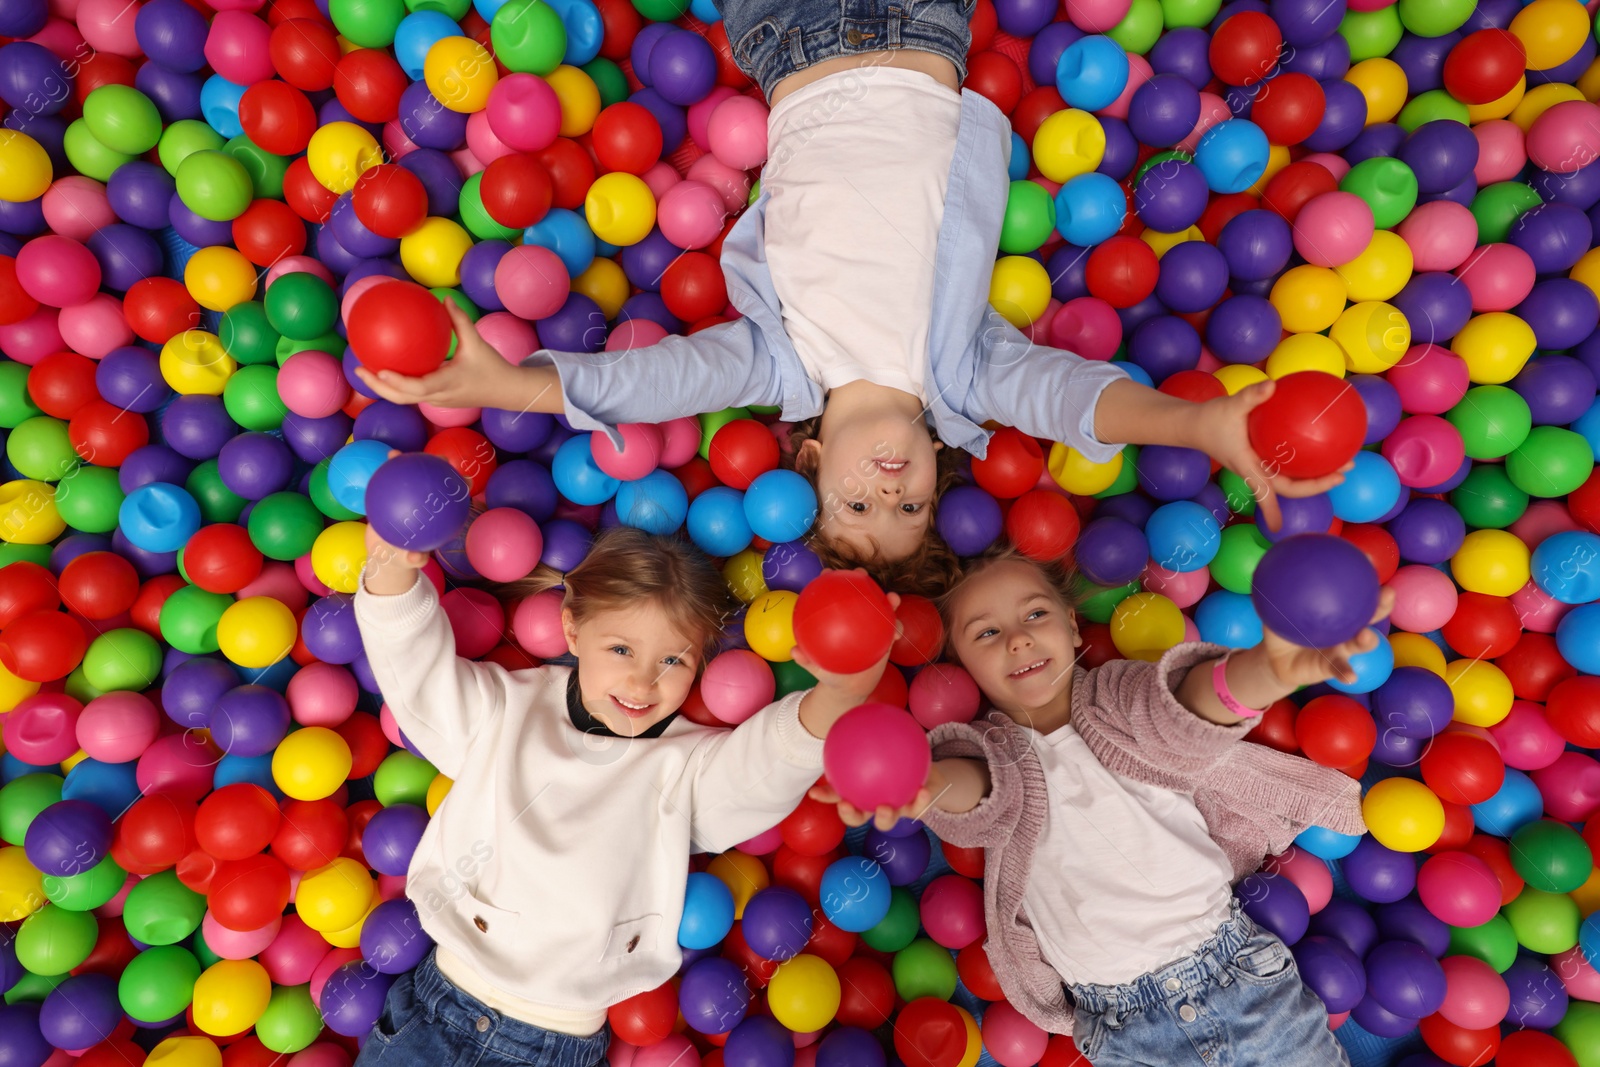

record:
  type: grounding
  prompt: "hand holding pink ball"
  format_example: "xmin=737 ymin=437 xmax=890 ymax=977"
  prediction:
xmin=822 ymin=701 xmax=932 ymax=812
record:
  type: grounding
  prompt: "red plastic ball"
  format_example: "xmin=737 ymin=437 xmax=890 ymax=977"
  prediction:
xmin=720 ymin=921 xmax=778 ymax=987
xmin=773 ymin=842 xmax=842 ymax=903
xmin=1246 ymin=698 xmax=1301 ymax=755
xmin=238 ymin=80 xmax=318 ymax=156
xmin=334 ymin=48 xmax=407 ymax=124
xmin=1569 ymin=467 xmax=1600 ymax=533
xmin=1339 ymin=524 xmax=1400 ymax=584
xmin=956 ymin=941 xmax=1004 ymax=1001
xmin=895 ymin=998 xmax=968 ymax=1067
xmin=58 ymin=552 xmax=140 ymax=620
xmin=74 ymin=52 xmax=136 ymax=105
xmin=1011 ymin=86 xmax=1067 ymax=146
xmin=1246 ymin=371 xmax=1366 ymax=479
xmin=972 ymin=426 xmax=1045 ymax=498
xmin=1497 ymin=1031 xmax=1578 ymax=1067
xmin=123 ymin=277 xmax=200 ymax=343
xmin=271 ymin=797 xmax=348 ymax=870
xmin=793 ymin=570 xmax=897 ymax=675
xmin=284 ymin=156 xmax=338 ymax=223
xmin=348 ymin=281 xmax=453 ymax=376
xmin=233 ymin=199 xmax=308 ymax=266
xmin=661 ymin=252 xmax=729 ymax=323
xmin=27 ymin=351 xmax=99 ymax=419
xmin=1465 ymin=832 xmax=1524 ymax=905
xmin=1440 ymin=592 xmax=1521 ymax=660
xmin=80 ymin=1043 xmax=146 ymax=1067
xmin=777 ymin=795 xmax=847 ymax=857
xmin=1006 ymin=489 xmax=1081 ymax=562
xmin=868 ymin=662 xmax=909 ymax=708
xmin=1159 ymin=368 xmax=1228 ymax=403
xmin=1420 ymin=730 xmax=1506 ymax=805
xmin=706 ymin=20 xmax=748 ymax=88
xmin=592 ymin=102 xmax=663 ymax=175
xmin=594 ymin=0 xmax=641 ymax=60
xmin=183 ymin=524 xmax=266 ymax=594
xmin=177 ymin=848 xmax=221 ymax=895
xmin=478 ymin=154 xmax=553 ymax=230
xmin=1086 ymin=235 xmax=1159 ymax=308
xmin=334 ymin=711 xmax=389 ymax=778
xmin=537 ymin=138 xmax=599 ymax=210
xmin=890 ymin=594 xmax=943 ymax=667
xmin=1261 ymin=160 xmax=1339 ymax=223
xmin=1250 ymin=73 xmax=1325 ymax=146
xmin=0 ymin=256 xmax=39 ymax=325
xmin=1443 ymin=30 xmax=1527 ymax=106
xmin=196 ymin=784 xmax=282 ymax=861
xmin=1496 ymin=632 xmax=1577 ymax=701
xmin=1209 ymin=12 xmax=1282 ymax=86
xmin=131 ymin=575 xmax=186 ymax=637
xmin=1547 ymin=676 xmax=1600 ymax=747
xmin=608 ymin=982 xmax=678 ymax=1046
xmin=964 ymin=50 xmax=1023 ymax=115
xmin=834 ymin=957 xmax=896 ymax=1030
xmin=424 ymin=426 xmax=497 ymax=495
xmin=707 ymin=418 xmax=779 ymax=490
xmin=1077 ymin=621 xmax=1120 ymax=670
xmin=209 ymin=853 xmax=293 ymax=932
xmin=969 ymin=0 xmax=997 ymax=52
xmin=351 ymin=164 xmax=430 ymax=240
xmin=118 ymin=794 xmax=199 ymax=871
xmin=670 ymin=455 xmax=719 ymax=502
xmin=1427 ymin=799 xmax=1476 ymax=853
xmin=70 ymin=398 xmax=150 ymax=467
xmin=1417 ymin=1012 xmax=1498 ymax=1067
xmin=0 ymin=610 xmax=85 ymax=681
xmin=270 ymin=18 xmax=341 ymax=91
xmin=0 ymin=561 xmax=58 ymax=628
xmin=1293 ymin=694 xmax=1376 ymax=768
xmin=1197 ymin=191 xmax=1260 ymax=243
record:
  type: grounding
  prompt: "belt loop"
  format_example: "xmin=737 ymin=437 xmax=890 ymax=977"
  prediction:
xmin=786 ymin=27 xmax=805 ymax=70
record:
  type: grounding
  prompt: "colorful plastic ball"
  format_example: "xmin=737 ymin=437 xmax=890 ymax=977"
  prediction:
xmin=1293 ymin=192 xmax=1374 ymax=268
xmin=346 ymin=281 xmax=452 ymax=378
xmin=767 ymin=954 xmax=840 ymax=1034
xmin=1245 ymin=371 xmax=1365 ymax=480
xmin=1056 ymin=35 xmax=1129 ymax=111
xmin=1196 ymin=119 xmax=1270 ymax=194
xmin=679 ymin=871 xmax=735 ymax=951
xmin=1251 ymin=533 xmax=1380 ymax=647
xmin=0 ymin=131 xmax=53 ymax=203
xmin=823 ymin=703 xmax=930 ymax=813
xmin=1511 ymin=819 xmax=1593 ymax=894
xmin=423 ymin=36 xmax=499 ymax=115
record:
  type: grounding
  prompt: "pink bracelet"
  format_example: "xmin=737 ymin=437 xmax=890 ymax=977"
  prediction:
xmin=1212 ymin=653 xmax=1267 ymax=719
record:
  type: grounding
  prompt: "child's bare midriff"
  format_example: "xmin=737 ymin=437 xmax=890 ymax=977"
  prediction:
xmin=767 ymin=49 xmax=961 ymax=106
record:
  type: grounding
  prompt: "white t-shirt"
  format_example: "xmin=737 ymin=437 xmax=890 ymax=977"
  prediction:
xmin=761 ymin=67 xmax=964 ymax=403
xmin=1020 ymin=721 xmax=1236 ymax=988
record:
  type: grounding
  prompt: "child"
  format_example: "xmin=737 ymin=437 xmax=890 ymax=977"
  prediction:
xmin=823 ymin=545 xmax=1389 ymax=1066
xmin=352 ymin=524 xmax=923 ymax=1067
xmin=354 ymin=0 xmax=1342 ymax=594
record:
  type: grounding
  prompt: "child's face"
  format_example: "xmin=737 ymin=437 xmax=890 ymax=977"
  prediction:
xmin=563 ymin=602 xmax=701 ymax=737
xmin=944 ymin=560 xmax=1082 ymax=716
xmin=800 ymin=419 xmax=941 ymax=564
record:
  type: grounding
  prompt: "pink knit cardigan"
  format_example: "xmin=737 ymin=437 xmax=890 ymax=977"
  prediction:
xmin=918 ymin=642 xmax=1367 ymax=1035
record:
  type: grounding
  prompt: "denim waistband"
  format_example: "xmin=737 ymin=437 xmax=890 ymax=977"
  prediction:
xmin=1069 ymin=902 xmax=1258 ymax=1015
xmin=410 ymin=951 xmax=611 ymax=1067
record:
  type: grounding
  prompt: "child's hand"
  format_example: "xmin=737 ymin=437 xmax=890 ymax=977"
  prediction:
xmin=1261 ymin=586 xmax=1397 ymax=688
xmin=792 ymin=589 xmax=903 ymax=705
xmin=363 ymin=522 xmax=430 ymax=596
xmin=354 ymin=301 xmax=553 ymax=412
xmin=809 ymin=766 xmax=937 ymax=832
xmin=1194 ymin=381 xmax=1353 ymax=533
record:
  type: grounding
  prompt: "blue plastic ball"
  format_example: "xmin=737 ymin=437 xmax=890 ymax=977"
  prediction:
xmin=1196 ymin=119 xmax=1271 ymax=194
xmin=1328 ymin=451 xmax=1402 ymax=524
xmin=118 ymin=482 xmax=201 ymax=553
xmin=742 ymin=469 xmax=817 ymax=544
xmin=686 ymin=486 xmax=753 ymax=557
xmin=819 ymin=856 xmax=892 ymax=933
xmin=1054 ymin=172 xmax=1127 ymax=246
xmin=552 ymin=434 xmax=621 ymax=507
xmin=1194 ymin=591 xmax=1264 ymax=648
xmin=614 ymin=469 xmax=688 ymax=535
xmin=1143 ymin=499 xmax=1220 ymax=572
xmin=1056 ymin=35 xmax=1130 ymax=111
xmin=679 ymin=872 xmax=735 ymax=950
xmin=327 ymin=440 xmax=393 ymax=517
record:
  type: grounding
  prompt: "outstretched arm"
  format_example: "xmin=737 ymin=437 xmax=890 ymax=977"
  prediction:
xmin=356 ymin=301 xmax=566 ymax=413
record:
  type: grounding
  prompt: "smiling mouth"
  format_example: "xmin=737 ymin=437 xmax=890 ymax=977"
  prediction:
xmin=611 ymin=696 xmax=656 ymax=718
xmin=876 ymin=459 xmax=907 ymax=474
xmin=1009 ymin=659 xmax=1050 ymax=679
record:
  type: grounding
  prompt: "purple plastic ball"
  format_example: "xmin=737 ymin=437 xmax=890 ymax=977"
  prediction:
xmin=354 ymin=399 xmax=430 ymax=452
xmin=161 ymin=395 xmax=240 ymax=460
xmin=1074 ymin=516 xmax=1149 ymax=586
xmin=994 ymin=0 xmax=1055 ymax=36
xmin=1529 ymin=158 xmax=1600 ymax=210
xmin=119 ymin=444 xmax=195 ymax=494
xmin=284 ymin=412 xmax=354 ymax=465
xmin=1282 ymin=35 xmax=1350 ymax=80
xmin=362 ymin=803 xmax=430 ymax=876
xmin=1047 ymin=242 xmax=1090 ymax=302
xmin=541 ymin=517 xmax=594 ymax=570
xmin=1510 ymin=202 xmax=1593 ymax=273
xmin=1350 ymin=991 xmax=1421 ymax=1037
xmin=1205 ymin=294 xmax=1281 ymax=364
xmin=135 ymin=0 xmax=210 ymax=72
xmin=678 ymin=956 xmax=751 ymax=1034
xmin=1502 ymin=955 xmax=1569 ymax=1029
xmin=864 ymin=825 xmax=931 ymax=886
xmin=1374 ymin=897 xmax=1449 ymax=957
xmin=1095 ymin=492 xmax=1154 ymax=528
xmin=621 ymin=227 xmax=684 ymax=291
xmin=1389 ymin=32 xmax=1456 ymax=95
xmin=1256 ymin=492 xmax=1334 ymax=542
xmin=87 ymin=224 xmax=162 ymax=291
xmin=816 ymin=1028 xmax=886 ymax=1067
xmin=1371 ymin=667 xmax=1454 ymax=740
xmin=620 ymin=290 xmax=682 ymax=334
xmin=1148 ymin=26 xmax=1211 ymax=89
xmin=1388 ymin=498 xmax=1466 ymax=564
xmin=538 ymin=293 xmax=608 ymax=353
xmin=302 ymin=594 xmax=362 ymax=664
xmin=1517 ymin=278 xmax=1600 ymax=351
xmin=481 ymin=407 xmax=556 ymax=454
xmin=1342 ymin=836 xmax=1417 ymax=904
xmin=136 ymin=63 xmax=204 ymax=123
xmin=649 ymin=29 xmax=716 ymax=106
xmin=1307 ymin=898 xmax=1379 ymax=959
xmin=741 ymin=887 xmax=813 ymax=962
xmin=630 ymin=88 xmax=687 ymax=153
xmin=313 ymin=224 xmax=363 ymax=276
xmin=39 ymin=973 xmax=121 ymax=1050
xmin=1128 ymin=315 xmax=1201 ymax=382
xmin=51 ymin=534 xmax=112 ymax=572
xmin=1399 ymin=119 xmax=1478 ymax=194
xmin=1135 ymin=444 xmax=1211 ymax=501
xmin=1097 ymin=115 xmax=1139 ymax=181
xmin=935 ymin=485 xmax=1003 ymax=556
xmin=106 ymin=161 xmax=177 ymax=230
xmin=1217 ymin=210 xmax=1292 ymax=281
xmin=724 ymin=1016 xmax=796 ymax=1067
xmin=1350 ymin=374 xmax=1402 ymax=444
xmin=1154 ymin=240 xmax=1228 ymax=313
xmin=1237 ymin=871 xmax=1310 ymax=945
xmin=161 ymin=656 xmax=240 ymax=728
xmin=365 ymin=452 xmax=472 ymax=552
xmin=1251 ymin=534 xmax=1380 ymax=648
xmin=210 ymin=685 xmax=292 ymax=758
xmin=1291 ymin=936 xmax=1366 ymax=1013
xmin=1345 ymin=122 xmax=1406 ymax=166
xmin=217 ymin=432 xmax=295 ymax=500
xmin=1392 ymin=271 xmax=1473 ymax=346
xmin=169 ymin=192 xmax=233 ymax=247
xmin=0 ymin=42 xmax=69 ymax=115
xmin=1513 ymin=354 xmax=1598 ymax=426
xmin=1529 ymin=32 xmax=1597 ymax=86
xmin=1029 ymin=22 xmax=1084 ymax=87
xmin=397 ymin=146 xmax=464 ymax=215
xmin=1371 ymin=728 xmax=1424 ymax=767
xmin=631 ymin=22 xmax=676 ymax=86
xmin=1302 ymin=79 xmax=1366 ymax=152
xmin=0 ymin=1003 xmax=50 ymax=1067
xmin=761 ymin=539 xmax=824 ymax=592
xmin=360 ymin=897 xmax=434 ymax=975
xmin=484 ymin=460 xmax=558 ymax=520
xmin=459 ymin=239 xmax=511 ymax=311
xmin=24 ymin=799 xmax=111 ymax=877
xmin=0 ymin=0 xmax=45 ymax=39
xmin=1364 ymin=939 xmax=1446 ymax=1019
xmin=398 ymin=81 xmax=468 ymax=150
xmin=329 ymin=192 xmax=399 ymax=258
xmin=1134 ymin=157 xmax=1209 ymax=233
xmin=1128 ymin=73 xmax=1201 ymax=149
xmin=1270 ymin=0 xmax=1345 ymax=45
xmin=319 ymin=961 xmax=395 ymax=1037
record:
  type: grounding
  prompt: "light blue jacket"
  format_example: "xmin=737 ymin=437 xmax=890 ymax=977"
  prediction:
xmin=527 ymin=87 xmax=1128 ymax=462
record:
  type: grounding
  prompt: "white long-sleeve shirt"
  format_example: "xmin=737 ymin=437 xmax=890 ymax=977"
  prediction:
xmin=354 ymin=577 xmax=825 ymax=1027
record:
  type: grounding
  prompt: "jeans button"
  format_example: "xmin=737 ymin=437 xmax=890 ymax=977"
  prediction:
xmin=1164 ymin=978 xmax=1181 ymax=993
xmin=845 ymin=28 xmax=863 ymax=45
xmin=476 ymin=1016 xmax=491 ymax=1033
xmin=1178 ymin=1004 xmax=1197 ymax=1023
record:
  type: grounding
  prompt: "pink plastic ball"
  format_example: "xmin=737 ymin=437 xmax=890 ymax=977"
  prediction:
xmin=1098 ymin=52 xmax=1151 ymax=122
xmin=99 ymin=873 xmax=134 ymax=917
xmin=1526 ymin=100 xmax=1600 ymax=175
xmin=918 ymin=873 xmax=984 ymax=949
xmin=1397 ymin=201 xmax=1478 ymax=272
xmin=1438 ymin=956 xmax=1510 ymax=1030
xmin=700 ymin=648 xmax=778 ymax=725
xmin=1049 ymin=295 xmax=1121 ymax=361
xmin=1417 ymin=851 xmax=1502 ymax=927
xmin=641 ymin=161 xmax=681 ymax=201
xmin=1387 ymin=344 xmax=1470 ymax=415
xmin=17 ymin=235 xmax=101 ymax=307
xmin=1554 ymin=947 xmax=1600 ymax=1001
xmin=1064 ymin=0 xmax=1134 ymax=31
xmin=1509 ymin=500 xmax=1579 ymax=551
xmin=295 ymin=554 xmax=333 ymax=597
xmin=136 ymin=731 xmax=218 ymax=803
xmin=58 ymin=293 xmax=133 ymax=358
xmin=239 ymin=561 xmax=310 ymax=608
xmin=378 ymin=873 xmax=407 ymax=901
xmin=1293 ymin=192 xmax=1374 ymax=268
xmin=75 ymin=691 xmax=158 ymax=763
xmin=1300 ymin=153 xmax=1350 ymax=181
xmin=908 ymin=663 xmax=981 ymax=729
xmin=686 ymin=155 xmax=752 ymax=214
xmin=736 ymin=825 xmax=783 ymax=855
xmin=485 ymin=73 xmax=562 ymax=153
xmin=979 ymin=1001 xmax=1049 ymax=1067
xmin=606 ymin=319 xmax=669 ymax=350
xmin=1532 ymin=750 xmax=1600 ymax=822
xmin=476 ymin=311 xmax=540 ymax=363
xmin=289 ymin=1045 xmax=352 ymax=1067
xmin=0 ymin=307 xmax=63 ymax=364
xmin=1141 ymin=563 xmax=1209 ymax=608
xmin=687 ymin=86 xmax=739 ymax=151
xmin=1262 ymin=847 xmax=1333 ymax=913
xmin=495 ymin=244 xmax=571 ymax=320
xmin=308 ymin=948 xmax=362 ymax=1005
xmin=658 ymin=417 xmax=702 ymax=468
xmin=656 ymin=180 xmax=727 ymax=250
xmin=260 ymin=915 xmax=331 ymax=985
xmin=279 ymin=350 xmax=351 ymax=419
xmin=383 ymin=118 xmax=422 ymax=160
xmin=1387 ymin=564 xmax=1460 ymax=633
xmin=287 ymin=662 xmax=359 ymax=727
xmin=822 ymin=702 xmax=932 ymax=811
xmin=42 ymin=177 xmax=113 ymax=241
xmin=608 ymin=1039 xmax=638 ymax=1067
xmin=1177 ymin=91 xmax=1231 ymax=153
xmin=1490 ymin=700 xmax=1568 ymax=771
xmin=205 ymin=11 xmax=274 ymax=85
xmin=32 ymin=18 xmax=86 ymax=61
xmin=339 ymin=275 xmax=390 ymax=326
xmin=1512 ymin=578 xmax=1574 ymax=632
xmin=1328 ymin=1011 xmax=1349 ymax=1031
xmin=707 ymin=95 xmax=770 ymax=170
xmin=1473 ymin=120 xmax=1526 ymax=185
xmin=75 ymin=0 xmax=142 ymax=56
xmin=512 ymin=590 xmax=567 ymax=658
xmin=633 ymin=1036 xmax=696 ymax=1067
xmin=379 ymin=703 xmax=402 ymax=747
xmin=442 ymin=588 xmax=503 ymax=659
xmin=1454 ymin=243 xmax=1536 ymax=311
xmin=1026 ymin=299 xmax=1063 ymax=345
xmin=1380 ymin=415 xmax=1466 ymax=489
xmin=465 ymin=109 xmax=516 ymax=166
xmin=1182 ymin=616 xmax=1200 ymax=644
xmin=265 ymin=256 xmax=334 ymax=289
xmin=419 ymin=401 xmax=481 ymax=428
xmin=590 ymin=422 xmax=664 ymax=481
xmin=3 ymin=692 xmax=82 ymax=764
xmin=465 ymin=507 xmax=544 ymax=583
xmin=203 ymin=912 xmax=282 ymax=960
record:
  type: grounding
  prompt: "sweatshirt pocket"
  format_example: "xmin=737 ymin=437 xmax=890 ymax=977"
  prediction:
xmin=602 ymin=914 xmax=663 ymax=963
xmin=453 ymin=888 xmax=521 ymax=941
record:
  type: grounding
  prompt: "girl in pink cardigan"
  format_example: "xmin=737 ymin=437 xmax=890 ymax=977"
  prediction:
xmin=821 ymin=545 xmax=1387 ymax=1067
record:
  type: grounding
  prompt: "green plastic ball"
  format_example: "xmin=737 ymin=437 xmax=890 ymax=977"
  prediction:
xmin=158 ymin=120 xmax=226 ymax=177
xmin=6 ymin=416 xmax=77 ymax=481
xmin=43 ymin=853 xmax=127 ymax=911
xmin=1093 ymin=445 xmax=1141 ymax=498
xmin=1218 ymin=467 xmax=1257 ymax=516
xmin=249 ymin=491 xmax=326 ymax=560
xmin=220 ymin=302 xmax=282 ymax=366
xmin=1397 ymin=0 xmax=1472 ymax=37
xmin=176 ymin=150 xmax=254 ymax=222
xmin=188 ymin=459 xmax=249 ymax=525
xmin=373 ymin=751 xmax=438 ymax=807
xmin=892 ymin=938 xmax=960 ymax=1001
xmin=63 ymin=119 xmax=134 ymax=182
xmin=330 ymin=0 xmax=407 ymax=47
xmin=0 ymin=362 xmax=41 ymax=428
xmin=118 ymin=944 xmax=202 ymax=1023
xmin=224 ymin=135 xmax=289 ymax=200
xmin=1396 ymin=91 xmax=1469 ymax=131
xmin=15 ymin=904 xmax=97 ymax=975
xmin=1159 ymin=0 xmax=1221 ymax=29
xmin=63 ymin=665 xmax=103 ymax=704
xmin=860 ymin=888 xmax=920 ymax=953
xmin=1510 ymin=819 xmax=1594 ymax=894
xmin=0 ymin=544 xmax=52 ymax=568
xmin=1447 ymin=385 xmax=1532 ymax=460
xmin=192 ymin=923 xmax=224 ymax=970
xmin=1472 ymin=182 xmax=1543 ymax=245
xmin=4 ymin=971 xmax=64 ymax=1004
xmin=1554 ymin=1001 xmax=1600 ymax=1067
xmin=584 ymin=58 xmax=629 ymax=108
xmin=770 ymin=657 xmax=817 ymax=698
xmin=630 ymin=0 xmax=688 ymax=21
xmin=82 ymin=84 xmax=163 ymax=155
xmin=1449 ymin=464 xmax=1528 ymax=529
xmin=492 ymin=0 xmax=569 ymax=76
xmin=54 ymin=466 xmax=124 ymax=534
xmin=1339 ymin=157 xmax=1418 ymax=229
xmin=698 ymin=407 xmax=751 ymax=460
xmin=0 ymin=773 xmax=64 ymax=846
xmin=408 ymin=0 xmax=470 ymax=16
xmin=1211 ymin=523 xmax=1271 ymax=594
xmin=1502 ymin=886 xmax=1580 ymax=954
xmin=224 ymin=365 xmax=289 ymax=432
xmin=159 ymin=584 xmax=233 ymax=655
xmin=309 ymin=460 xmax=363 ymax=521
xmin=1340 ymin=7 xmax=1403 ymax=62
xmin=255 ymin=984 xmax=324 ymax=1054
xmin=265 ymin=273 xmax=340 ymax=342
xmin=1447 ymin=914 xmax=1518 ymax=972
xmin=123 ymin=869 xmax=207 ymax=945
xmin=82 ymin=629 xmax=163 ymax=692
xmin=459 ymin=172 xmax=525 ymax=241
xmin=1507 ymin=426 xmax=1595 ymax=498
xmin=276 ymin=331 xmax=346 ymax=362
xmin=1000 ymin=180 xmax=1056 ymax=254
xmin=1074 ymin=580 xmax=1141 ymax=624
xmin=1106 ymin=0 xmax=1161 ymax=53
xmin=1134 ymin=149 xmax=1192 ymax=183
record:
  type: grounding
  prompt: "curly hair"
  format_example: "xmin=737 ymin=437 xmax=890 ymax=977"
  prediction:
xmin=781 ymin=416 xmax=966 ymax=597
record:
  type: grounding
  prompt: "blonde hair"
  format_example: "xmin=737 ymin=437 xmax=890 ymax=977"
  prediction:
xmin=934 ymin=542 xmax=1081 ymax=658
xmin=503 ymin=527 xmax=734 ymax=668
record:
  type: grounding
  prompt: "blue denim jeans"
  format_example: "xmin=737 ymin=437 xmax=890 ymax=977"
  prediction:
xmin=714 ymin=0 xmax=974 ymax=99
xmin=1068 ymin=903 xmax=1350 ymax=1067
xmin=353 ymin=951 xmax=611 ymax=1067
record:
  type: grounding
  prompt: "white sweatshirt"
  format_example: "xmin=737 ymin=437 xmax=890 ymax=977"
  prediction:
xmin=353 ymin=577 xmax=825 ymax=1026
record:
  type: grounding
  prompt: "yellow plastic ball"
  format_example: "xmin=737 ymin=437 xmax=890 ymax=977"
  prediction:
xmin=1580 ymin=58 xmax=1600 ymax=102
xmin=744 ymin=589 xmax=797 ymax=661
xmin=767 ymin=954 xmax=841 ymax=1033
xmin=424 ymin=36 xmax=499 ymax=113
xmin=707 ymin=851 xmax=769 ymax=919
xmin=295 ymin=857 xmax=374 ymax=932
xmin=311 ymin=521 xmax=367 ymax=594
xmin=1451 ymin=312 xmax=1536 ymax=384
xmin=989 ymin=255 xmax=1052 ymax=329
xmin=1031 ymin=109 xmax=1105 ymax=183
xmin=1140 ymin=225 xmax=1202 ymax=258
xmin=1109 ymin=592 xmax=1185 ymax=662
xmin=1451 ymin=528 xmax=1531 ymax=597
xmin=1331 ymin=300 xmax=1410 ymax=373
xmin=1271 ymin=265 xmax=1348 ymax=334
xmin=400 ymin=216 xmax=473 ymax=288
xmin=161 ymin=330 xmax=236 ymax=396
xmin=545 ymin=65 xmax=602 ymax=137
xmin=192 ymin=959 xmax=273 ymax=1037
xmin=147 ymin=1037 xmax=223 ymax=1067
xmin=585 ymin=172 xmax=656 ymax=247
xmin=724 ymin=549 xmax=768 ymax=603
xmin=1570 ymin=866 xmax=1600 ymax=919
xmin=1346 ymin=59 xmax=1409 ymax=125
xmin=184 ymin=247 xmax=257 ymax=313
xmin=307 ymin=122 xmax=383 ymax=195
xmin=1446 ymin=659 xmax=1515 ymax=728
xmin=0 ymin=661 xmax=41 ymax=712
xmin=1510 ymin=0 xmax=1590 ymax=71
xmin=1511 ymin=82 xmax=1586 ymax=130
xmin=1466 ymin=77 xmax=1525 ymax=124
xmin=272 ymin=726 xmax=353 ymax=801
xmin=1048 ymin=442 xmax=1123 ymax=495
xmin=426 ymin=773 xmax=452 ymax=816
xmin=216 ymin=596 xmax=296 ymax=669
xmin=0 ymin=846 xmax=45 ymax=921
xmin=1266 ymin=333 xmax=1346 ymax=379
xmin=1362 ymin=778 xmax=1445 ymax=852
xmin=323 ymin=886 xmax=379 ymax=948
xmin=1335 ymin=230 xmax=1412 ymax=302
xmin=1571 ymin=247 xmax=1600 ymax=302
xmin=1213 ymin=363 xmax=1270 ymax=395
xmin=1390 ymin=632 xmax=1447 ymax=676
xmin=572 ymin=257 xmax=629 ymax=320
xmin=0 ymin=130 xmax=52 ymax=202
xmin=0 ymin=479 xmax=64 ymax=545
xmin=1246 ymin=143 xmax=1292 ymax=197
xmin=956 ymin=1007 xmax=982 ymax=1067
xmin=60 ymin=749 xmax=88 ymax=773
